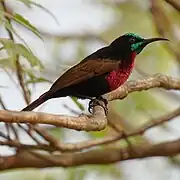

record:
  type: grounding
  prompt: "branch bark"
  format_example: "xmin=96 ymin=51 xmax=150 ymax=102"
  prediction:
xmin=1 ymin=139 xmax=180 ymax=170
xmin=0 ymin=106 xmax=107 ymax=131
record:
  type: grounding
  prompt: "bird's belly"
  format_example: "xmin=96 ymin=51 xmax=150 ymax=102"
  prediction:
xmin=63 ymin=75 xmax=110 ymax=98
xmin=106 ymin=69 xmax=132 ymax=91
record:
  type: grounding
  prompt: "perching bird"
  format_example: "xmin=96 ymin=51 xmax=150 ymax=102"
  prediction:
xmin=22 ymin=33 xmax=168 ymax=113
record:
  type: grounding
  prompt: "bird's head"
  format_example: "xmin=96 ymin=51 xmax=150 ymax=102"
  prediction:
xmin=110 ymin=33 xmax=168 ymax=55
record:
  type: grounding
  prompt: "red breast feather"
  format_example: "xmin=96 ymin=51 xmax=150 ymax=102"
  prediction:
xmin=106 ymin=52 xmax=136 ymax=91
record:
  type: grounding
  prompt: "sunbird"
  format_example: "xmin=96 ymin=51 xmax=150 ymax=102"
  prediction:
xmin=22 ymin=33 xmax=168 ymax=113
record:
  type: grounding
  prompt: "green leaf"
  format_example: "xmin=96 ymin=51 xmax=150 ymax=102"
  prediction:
xmin=22 ymin=68 xmax=51 ymax=86
xmin=47 ymin=127 xmax=65 ymax=141
xmin=0 ymin=3 xmax=4 ymax=25
xmin=0 ymin=38 xmax=43 ymax=68
xmin=17 ymin=0 xmax=59 ymax=24
xmin=71 ymin=97 xmax=85 ymax=111
xmin=0 ymin=57 xmax=14 ymax=68
xmin=15 ymin=43 xmax=44 ymax=67
xmin=0 ymin=38 xmax=16 ymax=57
xmin=16 ymin=0 xmax=32 ymax=8
xmin=90 ymin=128 xmax=108 ymax=138
xmin=0 ymin=45 xmax=4 ymax=51
xmin=26 ymin=77 xmax=52 ymax=84
xmin=0 ymin=10 xmax=42 ymax=40
xmin=4 ymin=21 xmax=32 ymax=51
xmin=13 ymin=13 xmax=42 ymax=40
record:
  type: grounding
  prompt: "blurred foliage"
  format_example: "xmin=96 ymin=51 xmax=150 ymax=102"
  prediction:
xmin=0 ymin=0 xmax=180 ymax=179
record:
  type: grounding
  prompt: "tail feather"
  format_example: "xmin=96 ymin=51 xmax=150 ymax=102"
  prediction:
xmin=22 ymin=92 xmax=49 ymax=111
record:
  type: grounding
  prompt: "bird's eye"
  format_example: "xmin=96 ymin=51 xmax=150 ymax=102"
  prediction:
xmin=129 ymin=37 xmax=136 ymax=44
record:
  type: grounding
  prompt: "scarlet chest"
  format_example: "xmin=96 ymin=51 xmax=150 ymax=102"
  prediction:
xmin=106 ymin=53 xmax=136 ymax=91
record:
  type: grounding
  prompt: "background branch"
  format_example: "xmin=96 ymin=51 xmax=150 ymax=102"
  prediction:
xmin=1 ymin=139 xmax=180 ymax=170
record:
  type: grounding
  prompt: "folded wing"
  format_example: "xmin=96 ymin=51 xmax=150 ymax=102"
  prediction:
xmin=50 ymin=58 xmax=121 ymax=93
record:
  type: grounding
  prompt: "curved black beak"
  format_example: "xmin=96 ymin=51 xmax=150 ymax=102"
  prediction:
xmin=144 ymin=37 xmax=169 ymax=45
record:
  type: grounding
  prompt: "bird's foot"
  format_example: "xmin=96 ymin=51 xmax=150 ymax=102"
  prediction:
xmin=88 ymin=96 xmax=108 ymax=115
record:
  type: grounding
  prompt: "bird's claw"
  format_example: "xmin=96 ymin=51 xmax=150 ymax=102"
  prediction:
xmin=88 ymin=97 xmax=108 ymax=115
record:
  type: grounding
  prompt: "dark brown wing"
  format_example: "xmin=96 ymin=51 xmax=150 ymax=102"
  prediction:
xmin=50 ymin=59 xmax=120 ymax=92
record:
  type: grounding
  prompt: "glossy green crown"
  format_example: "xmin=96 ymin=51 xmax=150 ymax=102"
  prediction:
xmin=125 ymin=33 xmax=144 ymax=53
xmin=125 ymin=32 xmax=143 ymax=40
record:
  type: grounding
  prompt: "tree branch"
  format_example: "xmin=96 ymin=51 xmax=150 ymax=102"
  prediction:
xmin=150 ymin=0 xmax=180 ymax=63
xmin=1 ymin=139 xmax=180 ymax=170
xmin=165 ymin=0 xmax=180 ymax=12
xmin=0 ymin=105 xmax=107 ymax=131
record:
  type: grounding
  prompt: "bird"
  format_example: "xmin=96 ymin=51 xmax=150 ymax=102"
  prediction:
xmin=22 ymin=33 xmax=168 ymax=113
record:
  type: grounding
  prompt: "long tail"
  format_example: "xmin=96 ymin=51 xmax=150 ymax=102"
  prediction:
xmin=22 ymin=92 xmax=50 ymax=111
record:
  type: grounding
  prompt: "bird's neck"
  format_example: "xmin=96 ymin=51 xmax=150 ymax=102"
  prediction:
xmin=106 ymin=52 xmax=136 ymax=91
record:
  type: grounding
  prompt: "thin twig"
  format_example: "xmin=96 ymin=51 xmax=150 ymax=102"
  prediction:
xmin=0 ymin=131 xmax=9 ymax=139
xmin=0 ymin=94 xmax=7 ymax=110
xmin=0 ymin=91 xmax=19 ymax=140
xmin=0 ymin=93 xmax=10 ymax=139
xmin=165 ymin=0 xmax=180 ymax=12
xmin=126 ymin=106 xmax=180 ymax=137
xmin=28 ymin=151 xmax=57 ymax=164
xmin=0 ymin=140 xmax=53 ymax=151
xmin=150 ymin=0 xmax=180 ymax=64
xmin=15 ymin=60 xmax=31 ymax=104
xmin=18 ymin=124 xmax=41 ymax=144
xmin=33 ymin=126 xmax=60 ymax=147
